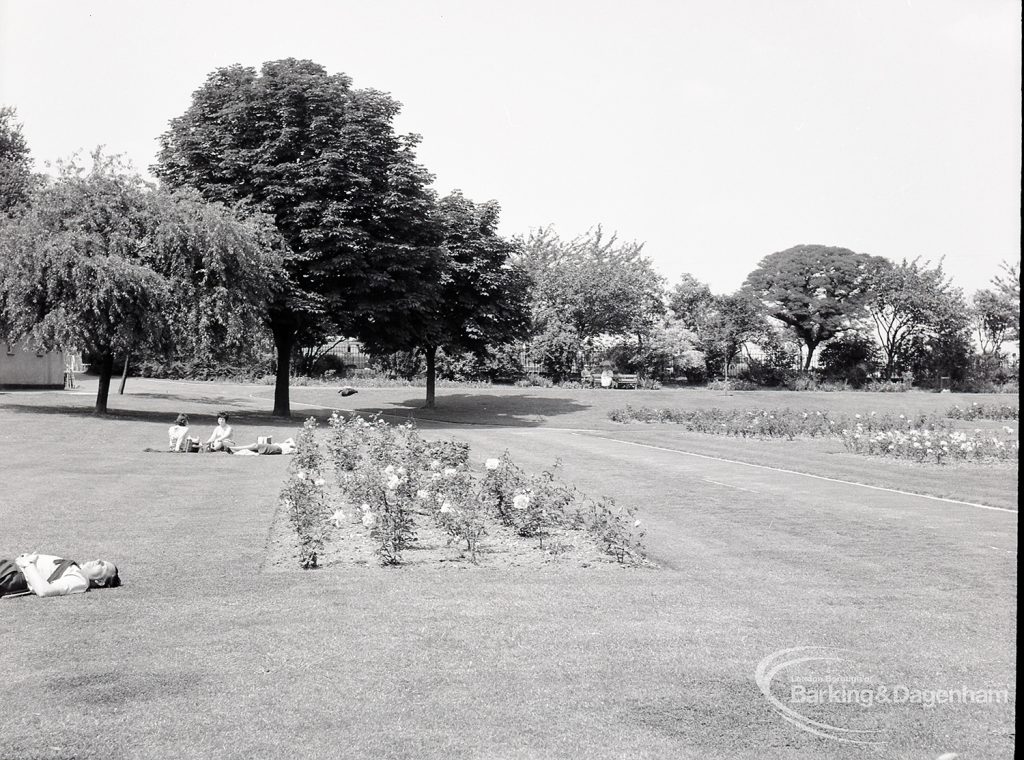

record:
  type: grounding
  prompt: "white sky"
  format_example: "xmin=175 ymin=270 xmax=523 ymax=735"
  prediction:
xmin=1 ymin=0 xmax=1020 ymax=295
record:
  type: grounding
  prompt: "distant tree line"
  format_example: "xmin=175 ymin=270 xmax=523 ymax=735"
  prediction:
xmin=1 ymin=62 xmax=1018 ymax=416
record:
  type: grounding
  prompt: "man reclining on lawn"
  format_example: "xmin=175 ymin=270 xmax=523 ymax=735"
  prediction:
xmin=0 ymin=553 xmax=120 ymax=598
xmin=225 ymin=437 xmax=297 ymax=455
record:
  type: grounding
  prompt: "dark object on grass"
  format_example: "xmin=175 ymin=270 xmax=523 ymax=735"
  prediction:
xmin=338 ymin=386 xmax=358 ymax=397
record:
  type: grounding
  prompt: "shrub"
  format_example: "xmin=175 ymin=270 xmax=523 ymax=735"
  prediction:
xmin=579 ymin=497 xmax=647 ymax=564
xmin=429 ymin=465 xmax=486 ymax=563
xmin=818 ymin=333 xmax=881 ymax=387
xmin=707 ymin=378 xmax=759 ymax=391
xmin=531 ymin=322 xmax=582 ymax=383
xmin=481 ymin=452 xmax=529 ymax=526
xmin=281 ymin=417 xmax=331 ymax=569
xmin=516 ymin=464 xmax=577 ymax=548
xmin=863 ymin=379 xmax=914 ymax=392
xmin=318 ymin=417 xmax=649 ymax=566
xmin=840 ymin=425 xmax=1019 ymax=463
xmin=310 ymin=353 xmax=350 ymax=378
xmin=608 ymin=406 xmax=951 ymax=439
xmin=368 ymin=349 xmax=423 ymax=380
xmin=516 ymin=374 xmax=554 ymax=388
xmin=945 ymin=402 xmax=1019 ymax=421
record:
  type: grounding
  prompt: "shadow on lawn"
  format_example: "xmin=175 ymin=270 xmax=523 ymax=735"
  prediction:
xmin=1 ymin=392 xmax=594 ymax=430
xmin=376 ymin=393 xmax=594 ymax=427
xmin=0 ymin=403 xmax=318 ymax=431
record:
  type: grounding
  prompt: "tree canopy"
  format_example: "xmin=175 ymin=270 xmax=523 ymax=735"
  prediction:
xmin=359 ymin=191 xmax=531 ymax=407
xmin=669 ymin=273 xmax=765 ymax=377
xmin=865 ymin=257 xmax=966 ymax=377
xmin=520 ymin=226 xmax=665 ymax=379
xmin=743 ymin=244 xmax=881 ymax=369
xmin=0 ymin=105 xmax=35 ymax=213
xmin=153 ymin=58 xmax=441 ymax=415
xmin=0 ymin=152 xmax=284 ymax=413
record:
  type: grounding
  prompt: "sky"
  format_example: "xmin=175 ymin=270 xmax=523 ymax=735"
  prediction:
xmin=1 ymin=0 xmax=1020 ymax=295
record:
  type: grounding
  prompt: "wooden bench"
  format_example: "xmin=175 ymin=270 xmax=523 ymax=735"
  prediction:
xmin=612 ymin=373 xmax=638 ymax=389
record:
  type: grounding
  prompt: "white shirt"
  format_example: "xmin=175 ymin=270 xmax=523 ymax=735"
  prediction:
xmin=20 ymin=554 xmax=89 ymax=596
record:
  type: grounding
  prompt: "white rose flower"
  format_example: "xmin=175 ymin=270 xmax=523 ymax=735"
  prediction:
xmin=296 ymin=472 xmax=306 ymax=481
xmin=360 ymin=503 xmax=371 ymax=512
xmin=439 ymin=501 xmax=452 ymax=514
xmin=362 ymin=512 xmax=376 ymax=528
xmin=416 ymin=489 xmax=430 ymax=500
xmin=384 ymin=465 xmax=396 ymax=475
xmin=443 ymin=467 xmax=457 ymax=478
xmin=485 ymin=458 xmax=500 ymax=470
xmin=330 ymin=509 xmax=346 ymax=526
xmin=314 ymin=478 xmax=326 ymax=487
xmin=386 ymin=474 xmax=401 ymax=490
xmin=513 ymin=493 xmax=530 ymax=510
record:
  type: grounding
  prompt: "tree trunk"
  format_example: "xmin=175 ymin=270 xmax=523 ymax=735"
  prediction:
xmin=94 ymin=352 xmax=115 ymax=414
xmin=424 ymin=345 xmax=436 ymax=409
xmin=271 ymin=320 xmax=295 ymax=418
xmin=118 ymin=353 xmax=130 ymax=395
xmin=803 ymin=343 xmax=817 ymax=371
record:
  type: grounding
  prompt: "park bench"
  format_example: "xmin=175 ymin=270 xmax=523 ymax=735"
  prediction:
xmin=612 ymin=373 xmax=638 ymax=389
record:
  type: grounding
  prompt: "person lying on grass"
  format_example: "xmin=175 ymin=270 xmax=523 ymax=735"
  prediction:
xmin=0 ymin=554 xmax=120 ymax=598
xmin=226 ymin=437 xmax=297 ymax=455
xmin=206 ymin=412 xmax=235 ymax=451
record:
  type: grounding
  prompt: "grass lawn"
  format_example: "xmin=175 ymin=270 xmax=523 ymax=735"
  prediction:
xmin=0 ymin=380 xmax=1016 ymax=759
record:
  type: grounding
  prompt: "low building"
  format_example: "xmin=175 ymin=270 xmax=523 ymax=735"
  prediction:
xmin=0 ymin=342 xmax=68 ymax=389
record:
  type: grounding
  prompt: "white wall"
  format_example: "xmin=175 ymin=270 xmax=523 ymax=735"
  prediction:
xmin=0 ymin=343 xmax=66 ymax=387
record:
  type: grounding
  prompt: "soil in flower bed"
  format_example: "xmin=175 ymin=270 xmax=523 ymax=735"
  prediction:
xmin=263 ymin=501 xmax=650 ymax=572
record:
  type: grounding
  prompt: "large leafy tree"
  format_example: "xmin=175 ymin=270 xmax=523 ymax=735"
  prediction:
xmin=0 ymin=153 xmax=283 ymax=413
xmin=972 ymin=288 xmax=1018 ymax=357
xmin=667 ymin=273 xmax=714 ymax=334
xmin=153 ymin=58 xmax=441 ymax=416
xmin=359 ymin=191 xmax=531 ymax=407
xmin=702 ymin=293 xmax=767 ymax=378
xmin=865 ymin=257 xmax=966 ymax=377
xmin=743 ymin=245 xmax=881 ymax=370
xmin=521 ymin=226 xmax=665 ymax=377
xmin=668 ymin=274 xmax=764 ymax=377
xmin=0 ymin=106 xmax=36 ymax=213
xmin=984 ymin=258 xmax=1021 ymax=344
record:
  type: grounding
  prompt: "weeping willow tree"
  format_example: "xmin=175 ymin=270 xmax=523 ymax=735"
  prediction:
xmin=0 ymin=151 xmax=285 ymax=413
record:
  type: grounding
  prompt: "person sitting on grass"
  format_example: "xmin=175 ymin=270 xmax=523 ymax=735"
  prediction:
xmin=168 ymin=413 xmax=190 ymax=451
xmin=206 ymin=412 xmax=235 ymax=451
xmin=0 ymin=554 xmax=120 ymax=598
xmin=226 ymin=437 xmax=297 ymax=455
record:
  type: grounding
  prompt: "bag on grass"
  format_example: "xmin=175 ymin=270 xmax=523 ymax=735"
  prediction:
xmin=0 ymin=558 xmax=28 ymax=597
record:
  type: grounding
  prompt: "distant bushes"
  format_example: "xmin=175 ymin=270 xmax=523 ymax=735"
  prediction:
xmin=946 ymin=402 xmax=1019 ymax=421
xmin=134 ymin=357 xmax=272 ymax=382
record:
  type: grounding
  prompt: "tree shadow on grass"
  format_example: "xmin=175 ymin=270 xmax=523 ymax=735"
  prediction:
xmin=1 ymin=392 xmax=595 ymax=430
xmin=369 ymin=393 xmax=594 ymax=428
xmin=0 ymin=403 xmax=317 ymax=432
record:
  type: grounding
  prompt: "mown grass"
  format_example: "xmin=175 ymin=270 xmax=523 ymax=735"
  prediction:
xmin=1 ymin=380 xmax=1017 ymax=759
